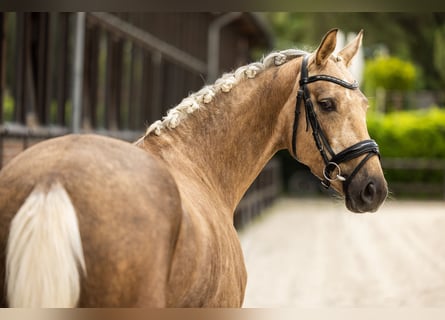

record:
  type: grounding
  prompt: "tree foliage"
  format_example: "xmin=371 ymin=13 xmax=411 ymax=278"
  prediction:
xmin=364 ymin=55 xmax=417 ymax=92
xmin=265 ymin=12 xmax=445 ymax=90
xmin=434 ymin=25 xmax=445 ymax=86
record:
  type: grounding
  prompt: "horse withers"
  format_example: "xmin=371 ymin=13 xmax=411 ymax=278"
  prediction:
xmin=0 ymin=29 xmax=387 ymax=307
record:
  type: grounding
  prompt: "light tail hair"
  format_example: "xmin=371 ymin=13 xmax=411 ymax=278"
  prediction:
xmin=6 ymin=182 xmax=86 ymax=307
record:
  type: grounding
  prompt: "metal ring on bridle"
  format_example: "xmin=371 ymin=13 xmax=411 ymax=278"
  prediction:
xmin=323 ymin=162 xmax=346 ymax=182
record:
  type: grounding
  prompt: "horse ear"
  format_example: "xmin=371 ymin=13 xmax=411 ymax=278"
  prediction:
xmin=315 ymin=28 xmax=338 ymax=66
xmin=338 ymin=29 xmax=364 ymax=67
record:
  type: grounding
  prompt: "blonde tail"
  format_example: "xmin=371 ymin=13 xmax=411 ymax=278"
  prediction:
xmin=6 ymin=182 xmax=86 ymax=307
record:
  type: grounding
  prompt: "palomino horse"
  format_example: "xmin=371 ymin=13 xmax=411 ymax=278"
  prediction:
xmin=0 ymin=29 xmax=387 ymax=307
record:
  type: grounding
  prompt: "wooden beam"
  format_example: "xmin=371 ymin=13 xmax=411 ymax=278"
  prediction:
xmin=87 ymin=12 xmax=206 ymax=75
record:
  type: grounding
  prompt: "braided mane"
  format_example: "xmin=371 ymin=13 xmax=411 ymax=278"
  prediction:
xmin=145 ymin=49 xmax=307 ymax=137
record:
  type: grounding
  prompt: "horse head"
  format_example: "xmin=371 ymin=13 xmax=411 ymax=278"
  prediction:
xmin=292 ymin=29 xmax=388 ymax=213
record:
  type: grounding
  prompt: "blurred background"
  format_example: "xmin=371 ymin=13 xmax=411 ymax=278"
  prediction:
xmin=0 ymin=12 xmax=444 ymax=307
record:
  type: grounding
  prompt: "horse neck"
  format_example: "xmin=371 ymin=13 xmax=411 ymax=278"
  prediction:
xmin=140 ymin=58 xmax=300 ymax=214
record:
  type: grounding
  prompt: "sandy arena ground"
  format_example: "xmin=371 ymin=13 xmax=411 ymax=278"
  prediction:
xmin=238 ymin=197 xmax=445 ymax=307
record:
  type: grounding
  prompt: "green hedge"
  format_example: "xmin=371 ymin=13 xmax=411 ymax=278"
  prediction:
xmin=367 ymin=107 xmax=445 ymax=189
xmin=367 ymin=107 xmax=445 ymax=158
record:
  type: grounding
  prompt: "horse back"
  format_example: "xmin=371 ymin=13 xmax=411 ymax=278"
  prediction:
xmin=0 ymin=134 xmax=182 ymax=307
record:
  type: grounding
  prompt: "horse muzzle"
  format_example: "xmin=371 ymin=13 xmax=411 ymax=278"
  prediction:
xmin=345 ymin=174 xmax=388 ymax=213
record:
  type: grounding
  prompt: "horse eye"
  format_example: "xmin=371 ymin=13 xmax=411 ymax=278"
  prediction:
xmin=318 ymin=99 xmax=336 ymax=112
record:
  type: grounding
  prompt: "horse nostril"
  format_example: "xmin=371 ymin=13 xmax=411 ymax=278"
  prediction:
xmin=361 ymin=181 xmax=376 ymax=204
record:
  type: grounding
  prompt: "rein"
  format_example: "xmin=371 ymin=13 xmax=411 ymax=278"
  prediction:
xmin=291 ymin=55 xmax=380 ymax=192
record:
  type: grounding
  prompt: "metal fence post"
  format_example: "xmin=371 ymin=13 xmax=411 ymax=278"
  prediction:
xmin=72 ymin=12 xmax=86 ymax=133
xmin=207 ymin=12 xmax=242 ymax=83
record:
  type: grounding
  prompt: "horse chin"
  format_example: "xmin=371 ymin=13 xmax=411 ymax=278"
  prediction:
xmin=345 ymin=197 xmax=373 ymax=214
xmin=344 ymin=176 xmax=388 ymax=214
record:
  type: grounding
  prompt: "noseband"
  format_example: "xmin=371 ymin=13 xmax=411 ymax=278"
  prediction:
xmin=291 ymin=55 xmax=380 ymax=192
